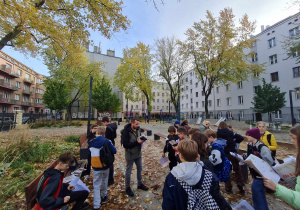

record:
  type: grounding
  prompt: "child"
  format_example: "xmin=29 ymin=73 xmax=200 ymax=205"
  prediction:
xmin=174 ymin=120 xmax=180 ymax=130
xmin=263 ymin=125 xmax=300 ymax=209
xmin=244 ymin=128 xmax=274 ymax=210
xmin=187 ymin=128 xmax=200 ymax=138
xmin=257 ymin=121 xmax=278 ymax=157
xmin=35 ymin=152 xmax=89 ymax=210
xmin=162 ymin=126 xmax=180 ymax=170
xmin=174 ymin=127 xmax=188 ymax=163
xmin=89 ymin=126 xmax=117 ymax=210
xmin=204 ymin=129 xmax=231 ymax=183
xmin=162 ymin=140 xmax=232 ymax=210
xmin=228 ymin=124 xmax=243 ymax=152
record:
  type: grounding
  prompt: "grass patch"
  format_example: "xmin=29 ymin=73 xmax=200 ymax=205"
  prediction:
xmin=29 ymin=120 xmax=82 ymax=129
xmin=65 ymin=135 xmax=81 ymax=143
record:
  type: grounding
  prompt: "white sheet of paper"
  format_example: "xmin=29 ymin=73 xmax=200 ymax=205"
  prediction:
xmin=72 ymin=178 xmax=90 ymax=193
xmin=69 ymin=176 xmax=80 ymax=186
xmin=141 ymin=141 xmax=146 ymax=149
xmin=159 ymin=157 xmax=170 ymax=167
xmin=230 ymin=152 xmax=245 ymax=163
xmin=273 ymin=158 xmax=297 ymax=188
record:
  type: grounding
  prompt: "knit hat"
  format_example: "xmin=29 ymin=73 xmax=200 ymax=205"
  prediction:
xmin=174 ymin=120 xmax=180 ymax=125
xmin=245 ymin=128 xmax=261 ymax=140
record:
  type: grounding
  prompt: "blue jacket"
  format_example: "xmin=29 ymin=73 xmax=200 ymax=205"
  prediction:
xmin=89 ymin=135 xmax=116 ymax=170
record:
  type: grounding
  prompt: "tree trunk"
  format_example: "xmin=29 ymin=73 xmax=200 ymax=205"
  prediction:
xmin=205 ymin=94 xmax=209 ymax=119
xmin=0 ymin=25 xmax=22 ymax=50
xmin=66 ymin=104 xmax=72 ymax=121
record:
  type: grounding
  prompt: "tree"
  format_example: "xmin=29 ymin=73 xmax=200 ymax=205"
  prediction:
xmin=179 ymin=8 xmax=264 ymax=118
xmin=0 ymin=0 xmax=130 ymax=59
xmin=252 ymin=79 xmax=286 ymax=123
xmin=92 ymin=77 xmax=122 ymax=115
xmin=114 ymin=42 xmax=153 ymax=112
xmin=43 ymin=79 xmax=69 ymax=120
xmin=154 ymin=36 xmax=189 ymax=114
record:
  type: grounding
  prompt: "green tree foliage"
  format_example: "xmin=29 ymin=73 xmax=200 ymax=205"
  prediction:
xmin=92 ymin=77 xmax=122 ymax=114
xmin=252 ymin=79 xmax=286 ymax=123
xmin=43 ymin=79 xmax=69 ymax=117
xmin=179 ymin=8 xmax=265 ymax=118
xmin=154 ymin=36 xmax=188 ymax=113
xmin=114 ymin=42 xmax=153 ymax=111
xmin=0 ymin=0 xmax=130 ymax=60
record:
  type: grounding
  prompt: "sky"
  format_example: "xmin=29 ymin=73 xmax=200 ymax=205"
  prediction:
xmin=2 ymin=0 xmax=299 ymax=76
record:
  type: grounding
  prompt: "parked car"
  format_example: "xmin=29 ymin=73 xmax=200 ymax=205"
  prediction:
xmin=22 ymin=116 xmax=36 ymax=124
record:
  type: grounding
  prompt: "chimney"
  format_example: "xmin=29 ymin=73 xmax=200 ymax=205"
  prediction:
xmin=94 ymin=46 xmax=98 ymax=53
xmin=107 ymin=49 xmax=115 ymax=57
xmin=266 ymin=25 xmax=270 ymax=29
xmin=261 ymin=25 xmax=264 ymax=32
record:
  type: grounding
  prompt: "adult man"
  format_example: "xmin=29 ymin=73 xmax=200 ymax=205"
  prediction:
xmin=257 ymin=121 xmax=278 ymax=157
xmin=122 ymin=119 xmax=148 ymax=197
xmin=102 ymin=116 xmax=117 ymax=186
xmin=199 ymin=121 xmax=211 ymax=133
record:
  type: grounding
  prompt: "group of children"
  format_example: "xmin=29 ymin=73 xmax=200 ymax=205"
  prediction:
xmin=162 ymin=120 xmax=300 ymax=210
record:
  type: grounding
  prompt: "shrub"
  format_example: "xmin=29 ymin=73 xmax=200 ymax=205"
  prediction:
xmin=65 ymin=135 xmax=81 ymax=143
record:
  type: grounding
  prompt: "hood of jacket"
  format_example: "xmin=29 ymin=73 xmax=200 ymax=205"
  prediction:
xmin=217 ymin=128 xmax=233 ymax=140
xmin=43 ymin=167 xmax=62 ymax=178
xmin=214 ymin=139 xmax=227 ymax=148
xmin=88 ymin=135 xmax=107 ymax=148
xmin=108 ymin=122 xmax=118 ymax=131
xmin=171 ymin=161 xmax=204 ymax=186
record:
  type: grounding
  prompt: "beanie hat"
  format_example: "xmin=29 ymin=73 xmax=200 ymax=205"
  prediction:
xmin=245 ymin=128 xmax=261 ymax=140
xmin=174 ymin=120 xmax=180 ymax=125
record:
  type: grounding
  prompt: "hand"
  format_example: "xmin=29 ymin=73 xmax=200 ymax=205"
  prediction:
xmin=162 ymin=153 xmax=165 ymax=157
xmin=137 ymin=138 xmax=145 ymax=144
xmin=64 ymin=196 xmax=70 ymax=203
xmin=172 ymin=145 xmax=178 ymax=151
xmin=263 ymin=177 xmax=276 ymax=191
xmin=67 ymin=185 xmax=75 ymax=191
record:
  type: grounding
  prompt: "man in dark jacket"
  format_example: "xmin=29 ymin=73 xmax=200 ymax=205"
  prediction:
xmin=122 ymin=119 xmax=148 ymax=197
xmin=35 ymin=152 xmax=89 ymax=210
xmin=102 ymin=117 xmax=117 ymax=186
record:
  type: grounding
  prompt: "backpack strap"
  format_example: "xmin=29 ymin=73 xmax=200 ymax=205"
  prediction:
xmin=267 ymin=134 xmax=272 ymax=146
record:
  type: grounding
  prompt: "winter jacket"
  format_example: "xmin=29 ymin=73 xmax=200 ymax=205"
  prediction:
xmin=162 ymin=161 xmax=231 ymax=210
xmin=246 ymin=141 xmax=274 ymax=179
xmin=34 ymin=168 xmax=65 ymax=210
xmin=122 ymin=123 xmax=142 ymax=161
xmin=217 ymin=128 xmax=235 ymax=154
xmin=199 ymin=124 xmax=207 ymax=132
xmin=87 ymin=132 xmax=96 ymax=142
xmin=209 ymin=139 xmax=227 ymax=172
xmin=105 ymin=122 xmax=118 ymax=145
xmin=260 ymin=131 xmax=278 ymax=151
xmin=163 ymin=134 xmax=180 ymax=162
xmin=200 ymin=157 xmax=216 ymax=174
xmin=89 ymin=135 xmax=117 ymax=170
xmin=275 ymin=176 xmax=300 ymax=209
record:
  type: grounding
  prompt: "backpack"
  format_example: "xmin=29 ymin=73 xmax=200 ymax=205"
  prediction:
xmin=266 ymin=134 xmax=276 ymax=157
xmin=176 ymin=169 xmax=220 ymax=210
xmin=257 ymin=143 xmax=276 ymax=166
xmin=99 ymin=140 xmax=115 ymax=167
xmin=212 ymin=143 xmax=232 ymax=183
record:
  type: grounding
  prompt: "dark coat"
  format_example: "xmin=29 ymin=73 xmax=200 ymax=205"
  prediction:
xmin=217 ymin=128 xmax=235 ymax=154
xmin=163 ymin=134 xmax=180 ymax=162
xmin=105 ymin=122 xmax=117 ymax=145
xmin=122 ymin=123 xmax=142 ymax=160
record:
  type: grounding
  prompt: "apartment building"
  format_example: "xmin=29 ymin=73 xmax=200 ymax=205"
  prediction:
xmin=0 ymin=51 xmax=46 ymax=113
xmin=180 ymin=13 xmax=300 ymax=123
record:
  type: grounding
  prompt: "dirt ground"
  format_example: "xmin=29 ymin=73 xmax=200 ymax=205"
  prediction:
xmin=1 ymin=120 xmax=297 ymax=209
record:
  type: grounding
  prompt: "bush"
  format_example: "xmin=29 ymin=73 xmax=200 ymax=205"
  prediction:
xmin=65 ymin=135 xmax=81 ymax=143
xmin=29 ymin=120 xmax=83 ymax=129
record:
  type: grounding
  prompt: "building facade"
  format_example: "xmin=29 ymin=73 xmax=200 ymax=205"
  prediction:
xmin=179 ymin=13 xmax=300 ymax=123
xmin=0 ymin=51 xmax=46 ymax=113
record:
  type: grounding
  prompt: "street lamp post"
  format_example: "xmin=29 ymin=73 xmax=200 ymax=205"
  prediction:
xmin=289 ymin=90 xmax=296 ymax=126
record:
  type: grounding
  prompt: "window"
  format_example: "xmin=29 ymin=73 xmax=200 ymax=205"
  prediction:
xmin=157 ymin=106 xmax=159 ymax=110
xmin=32 ymin=87 xmax=34 ymax=92
xmin=274 ymin=110 xmax=282 ymax=119
xmin=131 ymin=105 xmax=133 ymax=109
xmin=196 ymin=102 xmax=198 ymax=108
xmin=196 ymin=92 xmax=198 ymax=97
xmin=17 ymin=69 xmax=22 ymax=76
xmin=31 ymin=98 xmax=33 ymax=103
xmin=162 ymin=93 xmax=164 ymax=97
xmin=226 ymin=84 xmax=230 ymax=91
xmin=3 ymin=106 xmax=8 ymax=112
xmin=23 ymin=96 xmax=28 ymax=102
xmin=14 ymin=107 xmax=19 ymax=111
xmin=238 ymin=96 xmax=244 ymax=105
xmin=217 ymin=99 xmax=221 ymax=107
xmin=6 ymin=64 xmax=11 ymax=69
xmin=186 ymin=95 xmax=188 ymax=99
xmin=15 ymin=94 xmax=20 ymax=101
xmin=153 ymin=92 xmax=155 ymax=96
xmin=216 ymin=86 xmax=220 ymax=93
xmin=208 ymin=100 xmax=212 ymax=107
xmin=157 ymin=92 xmax=160 ymax=96
xmin=202 ymin=91 xmax=205 ymax=96
xmin=24 ymin=84 xmax=29 ymax=90
xmin=157 ymin=99 xmax=159 ymax=102
xmin=186 ymin=103 xmax=188 ymax=108
xmin=268 ymin=38 xmax=276 ymax=48
xmin=289 ymin=27 xmax=299 ymax=37
xmin=25 ymin=73 xmax=30 ymax=79
xmin=4 ymin=77 xmax=9 ymax=83
xmin=269 ymin=54 xmax=277 ymax=64
xmin=162 ymin=99 xmax=164 ymax=103
xmin=254 ymin=86 xmax=259 ymax=93
xmin=227 ymin=97 xmax=231 ymax=106
xmin=240 ymin=111 xmax=244 ymax=118
xmin=293 ymin=67 xmax=300 ymax=78
xmin=153 ymin=99 xmax=155 ymax=103
xmin=136 ymin=105 xmax=138 ymax=109
xmin=252 ymin=53 xmax=258 ymax=62
xmin=292 ymin=50 xmax=299 ymax=58
xmin=190 ymin=89 xmax=192 ymax=94
xmin=3 ymin=92 xmax=8 ymax=99
xmin=166 ymin=106 xmax=168 ymax=110
xmin=254 ymin=72 xmax=260 ymax=77
xmin=190 ymin=72 xmax=192 ymax=76
xmin=237 ymin=81 xmax=243 ymax=89
xmin=186 ymin=86 xmax=188 ymax=91
xmin=195 ymin=82 xmax=198 ymax=88
xmin=271 ymin=72 xmax=279 ymax=82
xmin=33 ymin=77 xmax=35 ymax=83
xmin=190 ymin=80 xmax=192 ymax=85
xmin=202 ymin=101 xmax=205 ymax=107
xmin=190 ymin=98 xmax=193 ymax=103
xmin=16 ymin=81 xmax=21 ymax=88
xmin=295 ymin=88 xmax=300 ymax=99
xmin=186 ymin=78 xmax=188 ymax=82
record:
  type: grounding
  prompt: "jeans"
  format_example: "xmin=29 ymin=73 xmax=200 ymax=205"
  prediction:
xmin=93 ymin=169 xmax=109 ymax=209
xmin=125 ymin=156 xmax=142 ymax=188
xmin=225 ymin=153 xmax=244 ymax=189
xmin=252 ymin=178 xmax=269 ymax=210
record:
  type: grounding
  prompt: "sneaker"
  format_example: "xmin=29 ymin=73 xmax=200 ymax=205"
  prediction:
xmin=101 ymin=196 xmax=108 ymax=204
xmin=137 ymin=183 xmax=149 ymax=191
xmin=80 ymin=202 xmax=89 ymax=209
xmin=126 ymin=187 xmax=134 ymax=197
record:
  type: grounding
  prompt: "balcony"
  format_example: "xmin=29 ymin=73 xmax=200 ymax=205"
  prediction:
xmin=23 ymin=78 xmax=34 ymax=84
xmin=21 ymin=102 xmax=32 ymax=106
xmin=0 ymin=80 xmax=18 ymax=91
xmin=34 ymin=103 xmax=44 ymax=107
xmin=23 ymin=89 xmax=33 ymax=95
xmin=35 ymin=92 xmax=43 ymax=98
xmin=0 ymin=97 xmax=17 ymax=104
xmin=0 ymin=65 xmax=20 ymax=78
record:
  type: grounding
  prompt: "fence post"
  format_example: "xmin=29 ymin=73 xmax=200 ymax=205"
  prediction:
xmin=13 ymin=110 xmax=24 ymax=128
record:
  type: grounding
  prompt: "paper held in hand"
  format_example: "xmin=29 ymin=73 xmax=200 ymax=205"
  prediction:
xmin=272 ymin=157 xmax=297 ymax=189
xmin=230 ymin=152 xmax=245 ymax=163
xmin=245 ymin=154 xmax=280 ymax=184
xmin=159 ymin=157 xmax=170 ymax=168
